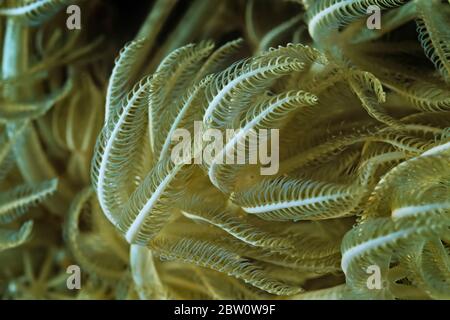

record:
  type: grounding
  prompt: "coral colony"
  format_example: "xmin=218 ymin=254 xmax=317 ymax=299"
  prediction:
xmin=0 ymin=0 xmax=449 ymax=300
